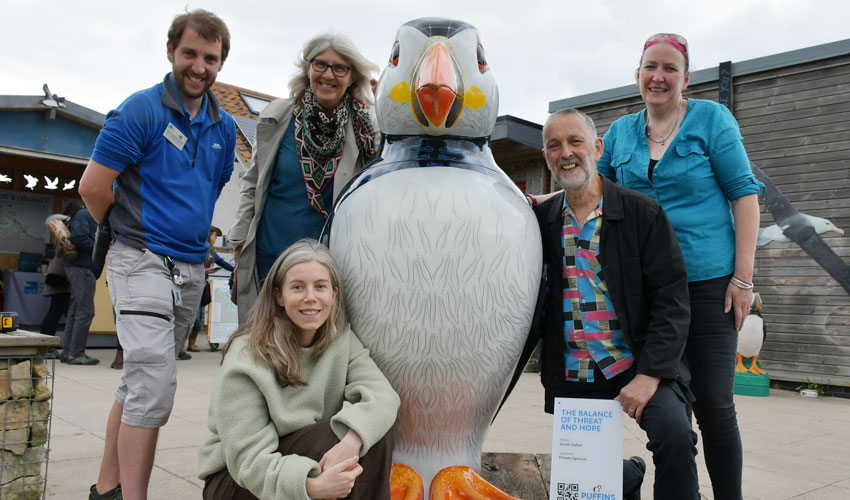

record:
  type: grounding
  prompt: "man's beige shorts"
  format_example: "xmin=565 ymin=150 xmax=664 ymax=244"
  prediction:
xmin=106 ymin=241 xmax=204 ymax=428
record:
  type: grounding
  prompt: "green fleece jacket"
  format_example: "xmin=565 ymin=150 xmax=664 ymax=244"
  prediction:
xmin=198 ymin=327 xmax=400 ymax=500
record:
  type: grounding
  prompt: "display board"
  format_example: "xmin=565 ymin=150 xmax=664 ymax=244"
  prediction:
xmin=207 ymin=276 xmax=238 ymax=344
xmin=0 ymin=189 xmax=51 ymax=254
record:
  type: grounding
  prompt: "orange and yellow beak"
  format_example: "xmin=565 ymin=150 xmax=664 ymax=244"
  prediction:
xmin=415 ymin=43 xmax=458 ymax=128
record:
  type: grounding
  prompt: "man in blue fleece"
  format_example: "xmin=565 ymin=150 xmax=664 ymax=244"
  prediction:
xmin=79 ymin=9 xmax=235 ymax=500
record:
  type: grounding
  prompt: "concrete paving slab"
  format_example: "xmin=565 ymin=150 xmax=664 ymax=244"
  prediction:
xmin=39 ymin=349 xmax=850 ymax=500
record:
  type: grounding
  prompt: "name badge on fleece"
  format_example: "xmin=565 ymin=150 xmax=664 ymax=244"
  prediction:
xmin=163 ymin=123 xmax=187 ymax=151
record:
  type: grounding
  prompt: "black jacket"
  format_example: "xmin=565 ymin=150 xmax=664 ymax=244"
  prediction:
xmin=534 ymin=177 xmax=691 ymax=399
xmin=67 ymin=207 xmax=98 ymax=271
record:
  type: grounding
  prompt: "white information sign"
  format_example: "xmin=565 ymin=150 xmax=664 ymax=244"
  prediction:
xmin=208 ymin=276 xmax=238 ymax=344
xmin=550 ymin=398 xmax=623 ymax=500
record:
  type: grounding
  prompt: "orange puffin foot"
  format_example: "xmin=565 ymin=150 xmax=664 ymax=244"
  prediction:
xmin=430 ymin=465 xmax=520 ymax=500
xmin=391 ymin=463 xmax=424 ymax=500
xmin=748 ymin=356 xmax=767 ymax=375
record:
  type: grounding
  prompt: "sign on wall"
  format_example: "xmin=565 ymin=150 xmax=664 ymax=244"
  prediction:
xmin=0 ymin=189 xmax=51 ymax=254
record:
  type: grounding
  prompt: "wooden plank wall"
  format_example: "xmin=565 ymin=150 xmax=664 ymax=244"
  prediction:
xmin=574 ymin=54 xmax=850 ymax=388
xmin=735 ymin=55 xmax=850 ymax=387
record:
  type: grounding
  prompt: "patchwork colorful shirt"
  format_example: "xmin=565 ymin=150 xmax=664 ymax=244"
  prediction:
xmin=561 ymin=196 xmax=634 ymax=382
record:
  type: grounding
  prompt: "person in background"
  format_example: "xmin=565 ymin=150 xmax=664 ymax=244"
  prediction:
xmin=185 ymin=225 xmax=234 ymax=353
xmin=596 ymin=33 xmax=763 ymax=500
xmin=199 ymin=239 xmax=398 ymax=500
xmin=79 ymin=9 xmax=235 ymax=500
xmin=40 ymin=202 xmax=79 ymax=355
xmin=61 ymin=200 xmax=99 ymax=365
xmin=228 ymin=33 xmax=379 ymax=323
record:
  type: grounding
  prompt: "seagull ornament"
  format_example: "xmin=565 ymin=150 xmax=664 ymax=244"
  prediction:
xmin=757 ymin=213 xmax=844 ymax=248
xmin=752 ymin=162 xmax=850 ymax=294
xmin=325 ymin=18 xmax=540 ymax=500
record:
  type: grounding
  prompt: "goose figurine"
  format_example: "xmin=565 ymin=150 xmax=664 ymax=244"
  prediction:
xmin=325 ymin=17 xmax=541 ymax=499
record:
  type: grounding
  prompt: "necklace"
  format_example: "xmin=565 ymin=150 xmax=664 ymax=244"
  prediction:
xmin=646 ymin=99 xmax=682 ymax=146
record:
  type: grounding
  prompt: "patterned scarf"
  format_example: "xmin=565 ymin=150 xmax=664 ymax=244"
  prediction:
xmin=292 ymin=88 xmax=377 ymax=217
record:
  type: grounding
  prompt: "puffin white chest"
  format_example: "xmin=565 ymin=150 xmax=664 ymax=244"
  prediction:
xmin=329 ymin=165 xmax=541 ymax=487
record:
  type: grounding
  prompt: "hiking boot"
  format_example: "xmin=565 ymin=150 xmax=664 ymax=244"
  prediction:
xmin=68 ymin=355 xmax=100 ymax=366
xmin=89 ymin=483 xmax=122 ymax=500
xmin=177 ymin=350 xmax=192 ymax=360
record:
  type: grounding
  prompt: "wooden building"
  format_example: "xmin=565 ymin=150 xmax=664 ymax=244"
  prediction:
xmin=491 ymin=115 xmax=547 ymax=194
xmin=549 ymin=39 xmax=850 ymax=390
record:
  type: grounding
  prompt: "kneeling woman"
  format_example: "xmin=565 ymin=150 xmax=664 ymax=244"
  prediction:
xmin=199 ymin=240 xmax=400 ymax=500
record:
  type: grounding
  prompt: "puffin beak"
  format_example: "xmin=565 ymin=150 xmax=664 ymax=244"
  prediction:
xmin=415 ymin=43 xmax=457 ymax=127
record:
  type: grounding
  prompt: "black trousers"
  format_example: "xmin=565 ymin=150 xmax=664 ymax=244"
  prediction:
xmin=203 ymin=420 xmax=393 ymax=500
xmin=40 ymin=293 xmax=69 ymax=336
xmin=685 ymin=275 xmax=743 ymax=500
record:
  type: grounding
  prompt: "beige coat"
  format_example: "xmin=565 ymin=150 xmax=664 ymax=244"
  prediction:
xmin=228 ymin=98 xmax=379 ymax=324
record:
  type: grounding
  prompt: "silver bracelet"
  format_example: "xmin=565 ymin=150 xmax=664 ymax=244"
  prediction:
xmin=730 ymin=276 xmax=754 ymax=290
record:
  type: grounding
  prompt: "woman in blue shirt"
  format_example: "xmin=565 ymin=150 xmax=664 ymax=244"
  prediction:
xmin=229 ymin=34 xmax=380 ymax=324
xmin=597 ymin=33 xmax=763 ymax=500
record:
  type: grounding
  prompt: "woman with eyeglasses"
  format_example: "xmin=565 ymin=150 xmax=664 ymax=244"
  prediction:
xmin=597 ymin=33 xmax=763 ymax=500
xmin=229 ymin=34 xmax=379 ymax=322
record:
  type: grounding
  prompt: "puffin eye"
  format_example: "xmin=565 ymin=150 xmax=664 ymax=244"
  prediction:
xmin=390 ymin=41 xmax=400 ymax=67
xmin=476 ymin=44 xmax=487 ymax=72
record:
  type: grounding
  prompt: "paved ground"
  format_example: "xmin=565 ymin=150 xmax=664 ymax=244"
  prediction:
xmin=43 ymin=339 xmax=850 ymax=499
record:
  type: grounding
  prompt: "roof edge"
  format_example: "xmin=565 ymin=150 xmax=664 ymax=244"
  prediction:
xmin=550 ymin=38 xmax=850 ymax=111
xmin=0 ymin=95 xmax=105 ymax=128
xmin=493 ymin=114 xmax=543 ymax=150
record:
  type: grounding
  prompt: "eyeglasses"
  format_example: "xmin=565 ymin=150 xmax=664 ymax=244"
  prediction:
xmin=311 ymin=59 xmax=351 ymax=77
xmin=643 ymin=33 xmax=689 ymax=56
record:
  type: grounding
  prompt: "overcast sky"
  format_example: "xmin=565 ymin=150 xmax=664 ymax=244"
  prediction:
xmin=3 ymin=0 xmax=849 ymax=125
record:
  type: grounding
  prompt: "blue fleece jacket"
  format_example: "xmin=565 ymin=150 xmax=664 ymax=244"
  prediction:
xmin=90 ymin=74 xmax=235 ymax=263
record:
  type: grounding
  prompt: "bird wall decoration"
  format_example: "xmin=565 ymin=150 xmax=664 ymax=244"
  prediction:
xmin=325 ymin=18 xmax=541 ymax=500
xmin=23 ymin=174 xmax=38 ymax=190
xmin=757 ymin=213 xmax=844 ymax=248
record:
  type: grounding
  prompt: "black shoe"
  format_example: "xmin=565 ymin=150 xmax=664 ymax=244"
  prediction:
xmin=47 ymin=347 xmax=60 ymax=358
xmin=89 ymin=483 xmax=122 ymax=500
xmin=626 ymin=456 xmax=646 ymax=500
xmin=59 ymin=351 xmax=72 ymax=363
xmin=177 ymin=350 xmax=192 ymax=360
xmin=110 ymin=350 xmax=124 ymax=370
xmin=68 ymin=355 xmax=100 ymax=366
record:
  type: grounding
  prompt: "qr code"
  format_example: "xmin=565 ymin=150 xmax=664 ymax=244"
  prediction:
xmin=556 ymin=482 xmax=579 ymax=500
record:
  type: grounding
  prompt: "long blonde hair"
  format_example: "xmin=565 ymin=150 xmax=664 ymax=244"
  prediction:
xmin=223 ymin=239 xmax=347 ymax=386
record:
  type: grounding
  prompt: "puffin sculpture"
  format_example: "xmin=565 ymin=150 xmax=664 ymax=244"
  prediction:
xmin=325 ymin=18 xmax=542 ymax=499
xmin=737 ymin=292 xmax=767 ymax=375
